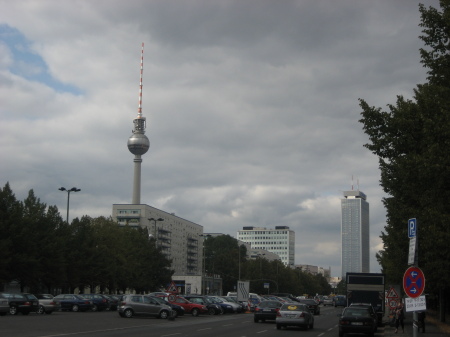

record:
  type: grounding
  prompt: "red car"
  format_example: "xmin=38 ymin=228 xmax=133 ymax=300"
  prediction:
xmin=159 ymin=295 xmax=208 ymax=316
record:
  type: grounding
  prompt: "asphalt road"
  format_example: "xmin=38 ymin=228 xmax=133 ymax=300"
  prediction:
xmin=0 ymin=305 xmax=385 ymax=337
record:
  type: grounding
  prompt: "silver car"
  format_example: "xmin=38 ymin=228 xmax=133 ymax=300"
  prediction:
xmin=118 ymin=294 xmax=172 ymax=319
xmin=276 ymin=303 xmax=314 ymax=330
xmin=35 ymin=294 xmax=60 ymax=314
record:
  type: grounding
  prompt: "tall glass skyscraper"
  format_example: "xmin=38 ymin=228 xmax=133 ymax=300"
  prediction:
xmin=341 ymin=190 xmax=370 ymax=278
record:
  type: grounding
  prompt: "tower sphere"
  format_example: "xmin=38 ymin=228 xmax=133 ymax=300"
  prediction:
xmin=127 ymin=133 xmax=150 ymax=155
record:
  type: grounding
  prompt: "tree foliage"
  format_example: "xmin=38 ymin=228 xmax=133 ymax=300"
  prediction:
xmin=359 ymin=0 xmax=450 ymax=307
xmin=0 ymin=183 xmax=173 ymax=294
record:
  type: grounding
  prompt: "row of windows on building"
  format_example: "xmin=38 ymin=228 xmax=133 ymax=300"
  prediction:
xmin=239 ymin=231 xmax=289 ymax=235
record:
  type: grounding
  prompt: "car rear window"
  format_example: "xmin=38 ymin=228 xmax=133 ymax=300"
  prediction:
xmin=344 ymin=309 xmax=371 ymax=317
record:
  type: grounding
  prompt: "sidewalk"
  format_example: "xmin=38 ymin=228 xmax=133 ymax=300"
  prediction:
xmin=383 ymin=312 xmax=449 ymax=337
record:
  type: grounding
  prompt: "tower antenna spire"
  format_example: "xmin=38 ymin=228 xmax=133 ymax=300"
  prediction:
xmin=138 ymin=42 xmax=144 ymax=117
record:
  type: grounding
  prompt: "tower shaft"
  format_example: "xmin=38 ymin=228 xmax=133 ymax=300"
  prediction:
xmin=132 ymin=155 xmax=142 ymax=204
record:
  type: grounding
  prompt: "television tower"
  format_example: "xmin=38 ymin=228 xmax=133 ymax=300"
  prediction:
xmin=127 ymin=43 xmax=150 ymax=204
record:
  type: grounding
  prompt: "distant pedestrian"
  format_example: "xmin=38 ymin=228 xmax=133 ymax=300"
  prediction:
xmin=395 ymin=303 xmax=405 ymax=333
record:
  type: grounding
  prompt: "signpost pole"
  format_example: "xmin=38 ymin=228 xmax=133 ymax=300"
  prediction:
xmin=407 ymin=218 xmax=420 ymax=337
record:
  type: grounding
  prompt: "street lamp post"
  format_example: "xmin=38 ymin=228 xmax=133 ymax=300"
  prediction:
xmin=58 ymin=187 xmax=80 ymax=223
xmin=148 ymin=217 xmax=164 ymax=242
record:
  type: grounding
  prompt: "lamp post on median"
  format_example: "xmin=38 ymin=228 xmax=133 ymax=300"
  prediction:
xmin=148 ymin=217 xmax=164 ymax=243
xmin=58 ymin=187 xmax=80 ymax=223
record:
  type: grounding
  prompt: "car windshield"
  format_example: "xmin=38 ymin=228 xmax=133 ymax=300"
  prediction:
xmin=344 ymin=309 xmax=371 ymax=317
xmin=301 ymin=299 xmax=316 ymax=304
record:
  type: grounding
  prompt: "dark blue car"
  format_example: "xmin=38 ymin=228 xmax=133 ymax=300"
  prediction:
xmin=53 ymin=294 xmax=93 ymax=312
xmin=80 ymin=294 xmax=110 ymax=311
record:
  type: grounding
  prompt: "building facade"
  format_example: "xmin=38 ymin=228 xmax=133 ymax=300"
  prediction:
xmin=112 ymin=204 xmax=203 ymax=277
xmin=341 ymin=190 xmax=370 ymax=278
xmin=236 ymin=226 xmax=295 ymax=266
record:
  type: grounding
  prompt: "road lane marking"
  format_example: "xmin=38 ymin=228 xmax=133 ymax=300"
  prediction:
xmin=256 ymin=330 xmax=268 ymax=333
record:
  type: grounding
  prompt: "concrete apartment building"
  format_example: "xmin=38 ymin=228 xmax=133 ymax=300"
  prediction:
xmin=341 ymin=190 xmax=370 ymax=278
xmin=236 ymin=226 xmax=295 ymax=266
xmin=112 ymin=204 xmax=204 ymax=290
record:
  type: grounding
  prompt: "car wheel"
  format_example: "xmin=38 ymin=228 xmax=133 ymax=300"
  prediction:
xmin=9 ymin=306 xmax=18 ymax=315
xmin=72 ymin=304 xmax=80 ymax=312
xmin=124 ymin=308 xmax=133 ymax=318
xmin=191 ymin=308 xmax=199 ymax=317
xmin=37 ymin=305 xmax=45 ymax=314
xmin=91 ymin=304 xmax=98 ymax=312
xmin=171 ymin=310 xmax=178 ymax=318
xmin=304 ymin=323 xmax=309 ymax=331
xmin=159 ymin=310 xmax=169 ymax=319
xmin=208 ymin=307 xmax=216 ymax=315
xmin=310 ymin=320 xmax=314 ymax=329
xmin=276 ymin=324 xmax=281 ymax=330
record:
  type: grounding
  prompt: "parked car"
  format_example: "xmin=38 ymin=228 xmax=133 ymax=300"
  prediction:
xmin=254 ymin=300 xmax=283 ymax=322
xmin=118 ymin=294 xmax=172 ymax=319
xmin=210 ymin=296 xmax=241 ymax=313
xmin=298 ymin=298 xmax=320 ymax=315
xmin=53 ymin=294 xmax=93 ymax=312
xmin=80 ymin=294 xmax=110 ymax=312
xmin=35 ymin=294 xmax=60 ymax=314
xmin=276 ymin=303 xmax=314 ymax=330
xmin=103 ymin=295 xmax=120 ymax=311
xmin=323 ymin=296 xmax=334 ymax=306
xmin=0 ymin=292 xmax=39 ymax=315
xmin=338 ymin=306 xmax=377 ymax=337
xmin=160 ymin=295 xmax=208 ymax=316
xmin=248 ymin=296 xmax=262 ymax=312
xmin=0 ymin=294 xmax=9 ymax=316
xmin=334 ymin=295 xmax=347 ymax=307
xmin=149 ymin=296 xmax=185 ymax=317
xmin=182 ymin=295 xmax=222 ymax=315
xmin=221 ymin=296 xmax=247 ymax=312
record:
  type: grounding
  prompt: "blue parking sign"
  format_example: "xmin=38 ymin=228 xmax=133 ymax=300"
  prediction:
xmin=408 ymin=218 xmax=417 ymax=238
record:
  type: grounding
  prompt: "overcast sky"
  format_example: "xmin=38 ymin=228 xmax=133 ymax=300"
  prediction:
xmin=0 ymin=0 xmax=440 ymax=278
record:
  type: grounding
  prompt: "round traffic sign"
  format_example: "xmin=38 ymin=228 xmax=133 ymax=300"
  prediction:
xmin=388 ymin=299 xmax=399 ymax=309
xmin=403 ymin=266 xmax=425 ymax=298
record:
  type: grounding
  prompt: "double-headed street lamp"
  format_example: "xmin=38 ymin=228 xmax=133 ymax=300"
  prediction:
xmin=148 ymin=217 xmax=164 ymax=242
xmin=58 ymin=187 xmax=81 ymax=223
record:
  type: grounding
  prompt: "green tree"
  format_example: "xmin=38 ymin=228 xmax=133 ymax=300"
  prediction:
xmin=0 ymin=182 xmax=20 ymax=286
xmin=359 ymin=0 xmax=450 ymax=321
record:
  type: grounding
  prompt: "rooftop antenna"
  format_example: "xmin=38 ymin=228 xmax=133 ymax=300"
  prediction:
xmin=351 ymin=175 xmax=354 ymax=190
xmin=357 ymin=178 xmax=360 ymax=191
